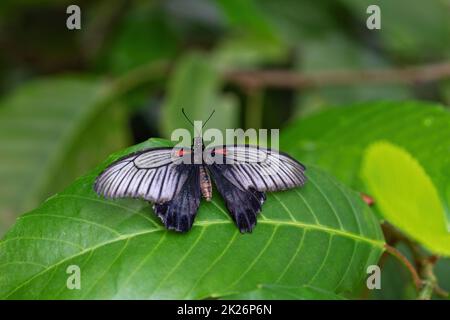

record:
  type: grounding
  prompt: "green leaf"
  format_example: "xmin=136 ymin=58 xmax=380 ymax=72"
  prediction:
xmin=106 ymin=3 xmax=178 ymax=75
xmin=160 ymin=52 xmax=238 ymax=140
xmin=0 ymin=139 xmax=384 ymax=299
xmin=257 ymin=0 xmax=339 ymax=42
xmin=434 ymin=258 xmax=450 ymax=299
xmin=222 ymin=284 xmax=345 ymax=300
xmin=0 ymin=77 xmax=130 ymax=236
xmin=214 ymin=0 xmax=279 ymax=43
xmin=339 ymin=0 xmax=450 ymax=61
xmin=281 ymin=101 xmax=450 ymax=250
xmin=361 ymin=142 xmax=450 ymax=255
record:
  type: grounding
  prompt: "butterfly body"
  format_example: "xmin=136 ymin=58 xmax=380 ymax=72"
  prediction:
xmin=199 ymin=165 xmax=212 ymax=201
xmin=94 ymin=138 xmax=306 ymax=233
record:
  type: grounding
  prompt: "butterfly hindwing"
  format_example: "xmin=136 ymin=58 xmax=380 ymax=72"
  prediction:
xmin=153 ymin=165 xmax=201 ymax=232
xmin=208 ymin=164 xmax=266 ymax=233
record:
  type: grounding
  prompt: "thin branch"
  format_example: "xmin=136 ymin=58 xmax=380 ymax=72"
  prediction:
xmin=418 ymin=256 xmax=439 ymax=300
xmin=434 ymin=284 xmax=449 ymax=299
xmin=226 ymin=61 xmax=450 ymax=90
xmin=384 ymin=243 xmax=422 ymax=291
xmin=417 ymin=255 xmax=449 ymax=299
xmin=382 ymin=223 xmax=449 ymax=299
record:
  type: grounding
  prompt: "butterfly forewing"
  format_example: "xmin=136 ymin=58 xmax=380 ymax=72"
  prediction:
xmin=94 ymin=147 xmax=190 ymax=203
xmin=204 ymin=145 xmax=307 ymax=192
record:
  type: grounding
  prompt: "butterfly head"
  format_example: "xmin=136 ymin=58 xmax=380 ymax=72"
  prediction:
xmin=181 ymin=108 xmax=215 ymax=164
xmin=181 ymin=108 xmax=215 ymax=133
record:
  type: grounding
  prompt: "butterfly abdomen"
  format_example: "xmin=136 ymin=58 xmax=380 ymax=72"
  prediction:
xmin=199 ymin=165 xmax=212 ymax=201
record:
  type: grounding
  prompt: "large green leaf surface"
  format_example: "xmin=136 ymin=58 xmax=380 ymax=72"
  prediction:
xmin=0 ymin=139 xmax=384 ymax=299
xmin=0 ymin=77 xmax=129 ymax=235
xmin=223 ymin=284 xmax=345 ymax=300
xmin=281 ymin=101 xmax=450 ymax=235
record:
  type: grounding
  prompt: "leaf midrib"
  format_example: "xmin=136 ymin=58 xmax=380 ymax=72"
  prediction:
xmin=2 ymin=217 xmax=384 ymax=299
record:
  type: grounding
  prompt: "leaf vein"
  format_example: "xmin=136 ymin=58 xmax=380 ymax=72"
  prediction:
xmin=307 ymin=234 xmax=333 ymax=285
xmin=148 ymin=227 xmax=206 ymax=298
xmin=275 ymin=229 xmax=307 ymax=284
xmin=225 ymin=226 xmax=279 ymax=291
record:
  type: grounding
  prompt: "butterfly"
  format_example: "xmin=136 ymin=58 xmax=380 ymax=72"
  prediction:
xmin=94 ymin=110 xmax=307 ymax=233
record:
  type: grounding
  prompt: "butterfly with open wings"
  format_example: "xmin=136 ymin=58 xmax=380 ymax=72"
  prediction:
xmin=94 ymin=110 xmax=307 ymax=233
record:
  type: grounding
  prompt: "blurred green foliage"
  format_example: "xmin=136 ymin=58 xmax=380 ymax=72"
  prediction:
xmin=0 ymin=0 xmax=449 ymax=300
xmin=0 ymin=77 xmax=130 ymax=234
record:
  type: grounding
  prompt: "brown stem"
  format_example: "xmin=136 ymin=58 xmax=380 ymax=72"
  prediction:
xmin=384 ymin=243 xmax=422 ymax=291
xmin=382 ymin=223 xmax=449 ymax=299
xmin=226 ymin=61 xmax=450 ymax=90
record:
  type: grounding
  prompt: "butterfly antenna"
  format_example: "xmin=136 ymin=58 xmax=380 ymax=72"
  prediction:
xmin=202 ymin=109 xmax=216 ymax=128
xmin=181 ymin=108 xmax=194 ymax=127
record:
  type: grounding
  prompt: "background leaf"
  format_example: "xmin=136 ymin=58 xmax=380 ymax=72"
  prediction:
xmin=105 ymin=2 xmax=179 ymax=75
xmin=281 ymin=101 xmax=450 ymax=236
xmin=339 ymin=0 xmax=450 ymax=61
xmin=213 ymin=0 xmax=279 ymax=43
xmin=361 ymin=142 xmax=450 ymax=255
xmin=434 ymin=258 xmax=450 ymax=299
xmin=0 ymin=77 xmax=130 ymax=235
xmin=0 ymin=139 xmax=384 ymax=299
xmin=257 ymin=0 xmax=338 ymax=42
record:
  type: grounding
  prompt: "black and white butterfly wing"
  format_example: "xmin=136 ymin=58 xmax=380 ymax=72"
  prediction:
xmin=208 ymin=165 xmax=266 ymax=233
xmin=94 ymin=147 xmax=201 ymax=232
xmin=205 ymin=145 xmax=307 ymax=192
xmin=205 ymin=145 xmax=306 ymax=233
xmin=94 ymin=147 xmax=190 ymax=202
xmin=153 ymin=165 xmax=201 ymax=232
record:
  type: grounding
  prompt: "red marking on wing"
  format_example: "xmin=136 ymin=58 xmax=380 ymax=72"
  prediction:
xmin=215 ymin=148 xmax=227 ymax=155
xmin=177 ymin=149 xmax=190 ymax=157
